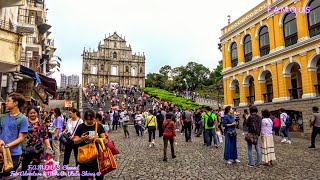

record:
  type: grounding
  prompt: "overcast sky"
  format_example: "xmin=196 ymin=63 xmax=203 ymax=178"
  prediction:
xmin=47 ymin=0 xmax=264 ymax=85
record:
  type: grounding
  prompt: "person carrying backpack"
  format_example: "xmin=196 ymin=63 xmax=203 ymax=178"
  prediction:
xmin=202 ymin=107 xmax=218 ymax=148
xmin=280 ymin=108 xmax=292 ymax=144
xmin=0 ymin=93 xmax=29 ymax=179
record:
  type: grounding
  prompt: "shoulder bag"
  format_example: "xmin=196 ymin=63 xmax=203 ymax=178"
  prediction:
xmin=59 ymin=119 xmax=80 ymax=145
xmin=77 ymin=122 xmax=99 ymax=164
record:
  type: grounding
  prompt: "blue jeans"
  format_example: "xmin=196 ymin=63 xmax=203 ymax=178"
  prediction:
xmin=205 ymin=129 xmax=217 ymax=145
xmin=247 ymin=140 xmax=262 ymax=165
xmin=280 ymin=126 xmax=291 ymax=140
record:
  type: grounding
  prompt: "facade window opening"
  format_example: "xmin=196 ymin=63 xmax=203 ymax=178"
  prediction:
xmin=111 ymin=66 xmax=117 ymax=75
xmin=259 ymin=26 xmax=270 ymax=56
xmin=283 ymin=13 xmax=298 ymax=47
xmin=308 ymin=0 xmax=320 ymax=37
xmin=114 ymin=42 xmax=117 ymax=48
xmin=126 ymin=66 xmax=129 ymax=72
xmin=140 ymin=67 xmax=143 ymax=73
xmin=131 ymin=67 xmax=136 ymax=76
xmin=230 ymin=42 xmax=238 ymax=67
xmin=101 ymin=64 xmax=104 ymax=70
xmin=113 ymin=52 xmax=117 ymax=59
xmin=91 ymin=65 xmax=97 ymax=74
xmin=85 ymin=63 xmax=89 ymax=70
xmin=243 ymin=35 xmax=252 ymax=62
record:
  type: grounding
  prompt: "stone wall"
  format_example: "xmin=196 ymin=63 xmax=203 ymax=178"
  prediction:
xmin=235 ymin=97 xmax=320 ymax=138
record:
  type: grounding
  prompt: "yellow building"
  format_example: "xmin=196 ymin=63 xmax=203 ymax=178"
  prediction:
xmin=220 ymin=0 xmax=320 ymax=135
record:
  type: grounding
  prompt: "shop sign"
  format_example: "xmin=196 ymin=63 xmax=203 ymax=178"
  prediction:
xmin=64 ymin=100 xmax=73 ymax=108
xmin=16 ymin=80 xmax=33 ymax=97
xmin=33 ymin=83 xmax=47 ymax=102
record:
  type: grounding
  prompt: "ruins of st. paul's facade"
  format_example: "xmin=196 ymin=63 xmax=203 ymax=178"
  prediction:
xmin=82 ymin=32 xmax=145 ymax=88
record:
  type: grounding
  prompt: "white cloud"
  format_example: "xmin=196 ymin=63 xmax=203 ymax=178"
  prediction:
xmin=47 ymin=0 xmax=264 ymax=85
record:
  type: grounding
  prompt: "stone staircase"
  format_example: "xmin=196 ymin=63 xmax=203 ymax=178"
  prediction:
xmin=82 ymin=91 xmax=153 ymax=113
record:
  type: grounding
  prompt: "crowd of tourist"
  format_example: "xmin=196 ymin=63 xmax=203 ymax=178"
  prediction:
xmin=0 ymin=87 xmax=319 ymax=179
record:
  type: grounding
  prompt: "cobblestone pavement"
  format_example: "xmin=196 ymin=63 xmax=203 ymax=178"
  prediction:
xmin=35 ymin=127 xmax=320 ymax=179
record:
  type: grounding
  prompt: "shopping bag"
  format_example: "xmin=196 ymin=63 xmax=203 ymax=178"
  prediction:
xmin=43 ymin=154 xmax=57 ymax=177
xmin=216 ymin=129 xmax=223 ymax=143
xmin=2 ymin=146 xmax=13 ymax=172
xmin=105 ymin=137 xmax=120 ymax=155
xmin=97 ymin=139 xmax=117 ymax=175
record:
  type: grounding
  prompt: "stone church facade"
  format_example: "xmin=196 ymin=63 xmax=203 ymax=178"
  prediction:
xmin=82 ymin=32 xmax=145 ymax=88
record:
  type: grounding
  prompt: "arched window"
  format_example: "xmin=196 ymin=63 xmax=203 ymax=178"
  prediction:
xmin=113 ymin=52 xmax=117 ymax=59
xmin=259 ymin=26 xmax=270 ymax=56
xmin=308 ymin=0 xmax=320 ymax=37
xmin=125 ymin=66 xmax=129 ymax=72
xmin=230 ymin=42 xmax=238 ymax=67
xmin=140 ymin=67 xmax=143 ymax=73
xmin=243 ymin=35 xmax=252 ymax=62
xmin=283 ymin=13 xmax=297 ymax=47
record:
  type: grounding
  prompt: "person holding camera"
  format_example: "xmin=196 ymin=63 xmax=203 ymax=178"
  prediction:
xmin=21 ymin=106 xmax=52 ymax=180
xmin=62 ymin=108 xmax=83 ymax=168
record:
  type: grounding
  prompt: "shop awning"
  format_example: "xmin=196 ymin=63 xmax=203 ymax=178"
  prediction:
xmin=38 ymin=74 xmax=57 ymax=98
xmin=20 ymin=65 xmax=41 ymax=83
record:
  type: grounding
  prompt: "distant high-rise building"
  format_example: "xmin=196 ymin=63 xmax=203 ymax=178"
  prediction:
xmin=60 ymin=74 xmax=67 ymax=88
xmin=60 ymin=74 xmax=79 ymax=88
xmin=68 ymin=74 xmax=80 ymax=87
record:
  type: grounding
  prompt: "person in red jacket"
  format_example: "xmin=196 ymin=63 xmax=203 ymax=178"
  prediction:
xmin=162 ymin=113 xmax=177 ymax=162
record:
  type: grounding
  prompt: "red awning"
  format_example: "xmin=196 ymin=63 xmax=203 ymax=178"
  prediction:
xmin=38 ymin=74 xmax=57 ymax=98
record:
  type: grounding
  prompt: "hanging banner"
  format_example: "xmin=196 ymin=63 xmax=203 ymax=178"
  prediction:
xmin=64 ymin=100 xmax=73 ymax=108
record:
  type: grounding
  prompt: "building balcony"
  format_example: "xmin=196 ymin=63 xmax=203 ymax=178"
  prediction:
xmin=27 ymin=0 xmax=44 ymax=12
xmin=25 ymin=37 xmax=41 ymax=52
xmin=0 ymin=19 xmax=17 ymax=33
xmin=0 ymin=0 xmax=24 ymax=8
xmin=314 ymin=84 xmax=320 ymax=96
xmin=289 ymin=88 xmax=303 ymax=100
xmin=233 ymin=98 xmax=240 ymax=107
xmin=263 ymin=92 xmax=273 ymax=103
xmin=247 ymin=95 xmax=255 ymax=105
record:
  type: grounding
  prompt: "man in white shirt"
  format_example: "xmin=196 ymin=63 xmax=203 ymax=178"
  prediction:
xmin=134 ymin=111 xmax=144 ymax=136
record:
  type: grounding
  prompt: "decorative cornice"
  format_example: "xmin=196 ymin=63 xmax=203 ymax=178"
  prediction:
xmin=219 ymin=0 xmax=286 ymax=40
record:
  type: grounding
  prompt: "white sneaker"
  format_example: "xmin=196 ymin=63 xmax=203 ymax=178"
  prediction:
xmin=149 ymin=144 xmax=152 ymax=148
xmin=234 ymin=159 xmax=241 ymax=163
xmin=174 ymin=142 xmax=178 ymax=145
xmin=281 ymin=138 xmax=287 ymax=143
xmin=287 ymin=140 xmax=291 ymax=144
xmin=226 ymin=160 xmax=232 ymax=164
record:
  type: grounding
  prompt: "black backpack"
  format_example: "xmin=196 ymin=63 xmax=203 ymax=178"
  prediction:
xmin=284 ymin=114 xmax=293 ymax=127
xmin=182 ymin=112 xmax=186 ymax=120
xmin=206 ymin=113 xmax=215 ymax=127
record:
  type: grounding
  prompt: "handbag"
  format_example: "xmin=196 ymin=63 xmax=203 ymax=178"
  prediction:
xmin=105 ymin=138 xmax=119 ymax=155
xmin=77 ymin=122 xmax=99 ymax=164
xmin=96 ymin=138 xmax=117 ymax=175
xmin=245 ymin=133 xmax=258 ymax=145
xmin=1 ymin=146 xmax=13 ymax=172
xmin=227 ymin=129 xmax=237 ymax=137
xmin=59 ymin=132 xmax=72 ymax=145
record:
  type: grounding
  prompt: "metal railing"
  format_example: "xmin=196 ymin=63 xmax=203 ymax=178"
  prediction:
xmin=289 ymin=87 xmax=303 ymax=99
xmin=247 ymin=95 xmax=255 ymax=105
xmin=26 ymin=36 xmax=37 ymax=44
xmin=314 ymin=84 xmax=320 ymax=96
xmin=263 ymin=92 xmax=273 ymax=103
xmin=27 ymin=0 xmax=44 ymax=9
xmin=233 ymin=98 xmax=240 ymax=107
